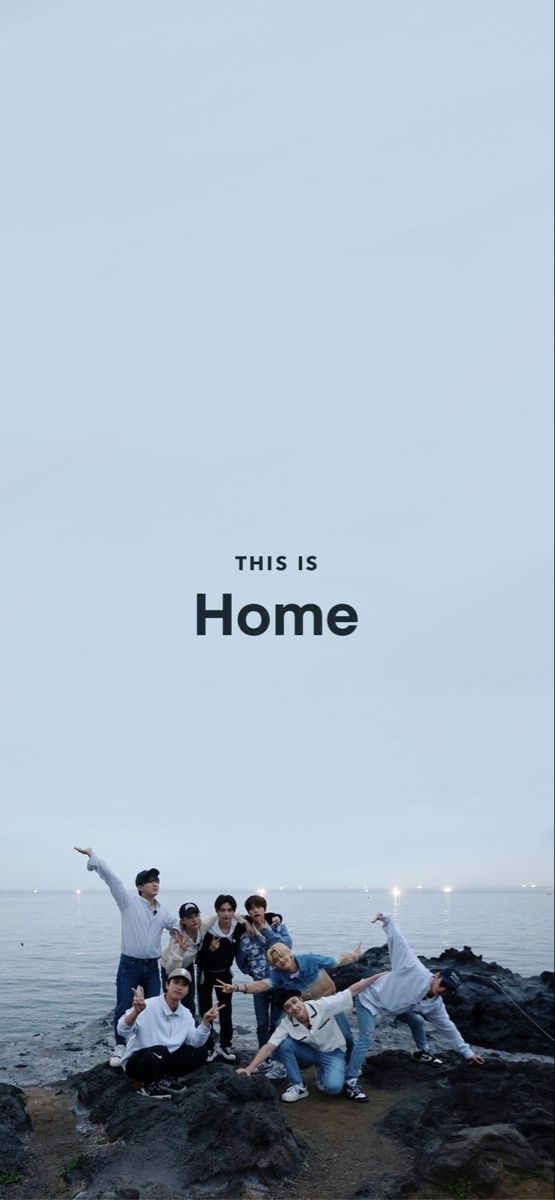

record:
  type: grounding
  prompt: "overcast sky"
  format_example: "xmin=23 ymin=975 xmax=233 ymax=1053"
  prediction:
xmin=1 ymin=1 xmax=553 ymax=891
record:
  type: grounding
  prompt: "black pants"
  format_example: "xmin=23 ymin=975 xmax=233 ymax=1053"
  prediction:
xmin=125 ymin=1042 xmax=208 ymax=1084
xmin=198 ymin=968 xmax=233 ymax=1048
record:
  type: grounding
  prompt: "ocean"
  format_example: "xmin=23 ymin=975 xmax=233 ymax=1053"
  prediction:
xmin=1 ymin=887 xmax=552 ymax=1044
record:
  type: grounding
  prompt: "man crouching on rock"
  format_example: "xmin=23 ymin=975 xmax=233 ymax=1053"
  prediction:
xmin=235 ymin=978 xmax=378 ymax=1104
xmin=344 ymin=912 xmax=484 ymax=1100
xmin=117 ymin=967 xmax=222 ymax=1099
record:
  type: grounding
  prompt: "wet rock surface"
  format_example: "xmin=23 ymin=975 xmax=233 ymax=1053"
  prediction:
xmin=70 ymin=1060 xmax=303 ymax=1198
xmin=330 ymin=944 xmax=554 ymax=1054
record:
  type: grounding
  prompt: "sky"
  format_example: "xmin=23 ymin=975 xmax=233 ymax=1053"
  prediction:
xmin=0 ymin=1 xmax=553 ymax=891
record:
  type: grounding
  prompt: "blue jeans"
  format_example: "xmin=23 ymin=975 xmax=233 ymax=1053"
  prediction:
xmin=276 ymin=1037 xmax=346 ymax=1094
xmin=347 ymin=1002 xmax=429 ymax=1078
xmin=253 ymin=991 xmax=282 ymax=1048
xmin=395 ymin=1010 xmax=428 ymax=1051
xmin=114 ymin=955 xmax=161 ymax=1044
xmin=347 ymin=997 xmax=377 ymax=1079
xmin=335 ymin=1009 xmax=354 ymax=1056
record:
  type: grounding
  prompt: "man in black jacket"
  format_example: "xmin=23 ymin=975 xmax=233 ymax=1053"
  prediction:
xmin=197 ymin=894 xmax=246 ymax=1061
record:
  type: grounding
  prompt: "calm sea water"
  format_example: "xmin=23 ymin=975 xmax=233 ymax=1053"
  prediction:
xmin=1 ymin=888 xmax=552 ymax=1044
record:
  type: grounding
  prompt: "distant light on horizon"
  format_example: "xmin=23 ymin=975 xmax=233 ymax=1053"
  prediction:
xmin=257 ymin=887 xmax=266 ymax=896
xmin=443 ymin=886 xmax=453 ymax=894
xmin=33 ymin=889 xmax=38 ymax=894
xmin=75 ymin=888 xmax=81 ymax=895
xmin=416 ymin=885 xmax=422 ymax=890
xmin=391 ymin=887 xmax=402 ymax=898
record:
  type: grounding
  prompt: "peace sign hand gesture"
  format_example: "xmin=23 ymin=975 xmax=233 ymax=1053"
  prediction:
xmin=202 ymin=1002 xmax=224 ymax=1027
xmin=131 ymin=986 xmax=146 ymax=1014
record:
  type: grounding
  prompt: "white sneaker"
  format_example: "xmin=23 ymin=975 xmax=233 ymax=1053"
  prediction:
xmin=344 ymin=1078 xmax=368 ymax=1103
xmin=281 ymin=1083 xmax=309 ymax=1103
xmin=109 ymin=1044 xmax=125 ymax=1068
xmin=217 ymin=1045 xmax=237 ymax=1062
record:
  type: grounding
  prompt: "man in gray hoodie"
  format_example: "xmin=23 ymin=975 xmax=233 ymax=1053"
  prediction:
xmin=344 ymin=912 xmax=484 ymax=1101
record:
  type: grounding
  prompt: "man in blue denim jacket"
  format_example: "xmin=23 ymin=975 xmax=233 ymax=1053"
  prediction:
xmin=236 ymin=894 xmax=293 ymax=1068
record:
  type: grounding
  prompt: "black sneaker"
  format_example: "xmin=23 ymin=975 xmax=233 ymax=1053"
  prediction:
xmin=137 ymin=1081 xmax=171 ymax=1100
xmin=158 ymin=1076 xmax=188 ymax=1095
xmin=413 ymin=1050 xmax=443 ymax=1064
xmin=344 ymin=1079 xmax=369 ymax=1103
xmin=217 ymin=1045 xmax=237 ymax=1062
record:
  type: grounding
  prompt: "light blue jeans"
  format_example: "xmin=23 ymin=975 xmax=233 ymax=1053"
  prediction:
xmin=276 ymin=1037 xmax=346 ymax=1094
xmin=347 ymin=1000 xmax=429 ymax=1078
xmin=396 ymin=1010 xmax=428 ymax=1051
xmin=335 ymin=1009 xmax=354 ymax=1055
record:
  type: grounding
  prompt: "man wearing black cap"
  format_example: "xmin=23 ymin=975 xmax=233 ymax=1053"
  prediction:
xmin=344 ymin=912 xmax=484 ymax=1101
xmin=160 ymin=902 xmax=212 ymax=1016
xmin=74 ymin=846 xmax=179 ymax=1068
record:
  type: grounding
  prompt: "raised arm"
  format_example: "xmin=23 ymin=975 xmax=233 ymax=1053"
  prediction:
xmin=74 ymin=846 xmax=129 ymax=911
xmin=266 ymin=920 xmax=293 ymax=950
xmin=371 ymin=912 xmax=420 ymax=974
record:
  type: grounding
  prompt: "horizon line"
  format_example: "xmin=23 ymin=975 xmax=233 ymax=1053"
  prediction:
xmin=0 ymin=884 xmax=553 ymax=895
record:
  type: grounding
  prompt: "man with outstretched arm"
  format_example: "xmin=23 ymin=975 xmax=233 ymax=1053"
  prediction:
xmin=344 ymin=912 xmax=484 ymax=1100
xmin=118 ymin=968 xmax=222 ymax=1099
xmin=236 ymin=977 xmax=379 ymax=1104
xmin=217 ymin=941 xmax=362 ymax=1058
xmin=74 ymin=846 xmax=179 ymax=1068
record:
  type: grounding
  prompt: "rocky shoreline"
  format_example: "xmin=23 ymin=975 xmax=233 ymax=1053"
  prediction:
xmin=1 ymin=946 xmax=552 ymax=1200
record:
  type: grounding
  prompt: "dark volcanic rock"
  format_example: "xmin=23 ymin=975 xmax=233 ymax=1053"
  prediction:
xmin=72 ymin=1060 xmax=303 ymax=1198
xmin=0 ymin=1083 xmax=31 ymax=1174
xmin=417 ymin=1123 xmax=541 ymax=1195
xmin=376 ymin=1055 xmax=553 ymax=1197
xmin=330 ymin=943 xmax=554 ymax=1054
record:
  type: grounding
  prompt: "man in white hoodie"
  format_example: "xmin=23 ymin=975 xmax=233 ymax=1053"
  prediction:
xmin=344 ymin=912 xmax=484 ymax=1101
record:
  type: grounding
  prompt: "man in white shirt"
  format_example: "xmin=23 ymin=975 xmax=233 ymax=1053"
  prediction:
xmin=74 ymin=846 xmax=180 ymax=1068
xmin=345 ymin=912 xmax=484 ymax=1100
xmin=118 ymin=968 xmax=221 ymax=1099
xmin=237 ymin=976 xmax=377 ymax=1104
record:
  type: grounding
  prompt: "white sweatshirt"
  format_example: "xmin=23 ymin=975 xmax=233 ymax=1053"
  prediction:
xmin=358 ymin=915 xmax=475 ymax=1059
xmin=117 ymin=993 xmax=210 ymax=1067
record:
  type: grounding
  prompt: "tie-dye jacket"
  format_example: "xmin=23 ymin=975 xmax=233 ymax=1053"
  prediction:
xmin=235 ymin=915 xmax=293 ymax=980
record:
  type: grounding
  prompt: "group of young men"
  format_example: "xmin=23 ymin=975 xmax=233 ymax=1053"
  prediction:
xmin=75 ymin=847 xmax=484 ymax=1102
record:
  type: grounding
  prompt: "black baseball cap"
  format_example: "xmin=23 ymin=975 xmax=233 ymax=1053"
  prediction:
xmin=135 ymin=867 xmax=160 ymax=888
xmin=179 ymin=902 xmax=200 ymax=918
xmin=439 ymin=968 xmax=462 ymax=992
